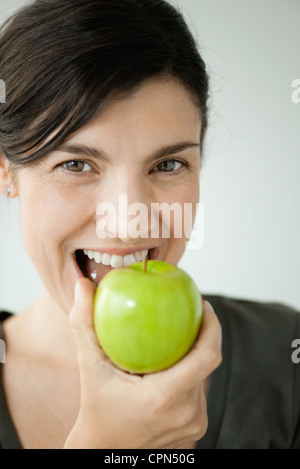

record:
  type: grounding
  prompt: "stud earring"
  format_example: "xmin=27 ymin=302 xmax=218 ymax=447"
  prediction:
xmin=7 ymin=187 xmax=11 ymax=197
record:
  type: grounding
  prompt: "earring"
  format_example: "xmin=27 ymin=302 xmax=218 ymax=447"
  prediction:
xmin=6 ymin=187 xmax=11 ymax=197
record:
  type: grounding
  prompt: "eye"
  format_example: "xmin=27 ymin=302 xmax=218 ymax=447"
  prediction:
xmin=62 ymin=160 xmax=92 ymax=173
xmin=152 ymin=160 xmax=184 ymax=173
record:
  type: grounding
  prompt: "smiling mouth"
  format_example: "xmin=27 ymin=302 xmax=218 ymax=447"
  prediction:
xmin=75 ymin=247 xmax=158 ymax=286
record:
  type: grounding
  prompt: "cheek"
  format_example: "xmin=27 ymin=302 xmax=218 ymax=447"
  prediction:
xmin=159 ymin=182 xmax=199 ymax=265
xmin=158 ymin=181 xmax=199 ymax=237
xmin=164 ymin=238 xmax=186 ymax=262
xmin=18 ymin=179 xmax=93 ymax=262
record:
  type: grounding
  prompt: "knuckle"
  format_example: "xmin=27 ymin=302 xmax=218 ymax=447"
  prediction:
xmin=188 ymin=397 xmax=208 ymax=440
xmin=213 ymin=348 xmax=223 ymax=368
xmin=205 ymin=346 xmax=222 ymax=371
xmin=177 ymin=405 xmax=208 ymax=441
xmin=176 ymin=395 xmax=203 ymax=429
xmin=190 ymin=412 xmax=208 ymax=441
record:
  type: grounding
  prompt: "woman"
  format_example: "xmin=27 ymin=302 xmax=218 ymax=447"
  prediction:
xmin=0 ymin=0 xmax=299 ymax=449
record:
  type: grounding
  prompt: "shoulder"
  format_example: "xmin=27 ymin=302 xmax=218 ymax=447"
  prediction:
xmin=204 ymin=293 xmax=299 ymax=320
xmin=203 ymin=294 xmax=300 ymax=448
xmin=204 ymin=294 xmax=299 ymax=348
xmin=203 ymin=294 xmax=299 ymax=379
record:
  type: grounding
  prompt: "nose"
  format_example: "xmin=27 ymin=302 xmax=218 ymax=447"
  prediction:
xmin=95 ymin=176 xmax=157 ymax=244
xmin=116 ymin=194 xmax=151 ymax=244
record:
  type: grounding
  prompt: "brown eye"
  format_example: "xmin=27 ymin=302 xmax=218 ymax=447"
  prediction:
xmin=62 ymin=161 xmax=91 ymax=172
xmin=153 ymin=160 xmax=183 ymax=173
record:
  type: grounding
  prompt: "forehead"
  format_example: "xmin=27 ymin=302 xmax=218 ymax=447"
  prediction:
xmin=63 ymin=78 xmax=202 ymax=149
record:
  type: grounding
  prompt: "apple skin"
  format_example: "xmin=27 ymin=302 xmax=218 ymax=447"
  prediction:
xmin=93 ymin=260 xmax=202 ymax=374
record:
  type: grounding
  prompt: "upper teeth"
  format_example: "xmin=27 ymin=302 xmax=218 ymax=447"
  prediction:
xmin=83 ymin=249 xmax=149 ymax=268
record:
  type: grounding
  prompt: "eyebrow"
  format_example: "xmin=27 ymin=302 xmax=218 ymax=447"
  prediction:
xmin=55 ymin=141 xmax=201 ymax=163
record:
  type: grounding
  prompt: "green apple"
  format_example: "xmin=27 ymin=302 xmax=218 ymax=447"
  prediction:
xmin=93 ymin=259 xmax=202 ymax=374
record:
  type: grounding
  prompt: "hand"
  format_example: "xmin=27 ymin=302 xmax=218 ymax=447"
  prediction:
xmin=64 ymin=278 xmax=222 ymax=449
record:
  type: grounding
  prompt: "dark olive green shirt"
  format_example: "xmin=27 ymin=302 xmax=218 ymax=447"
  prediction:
xmin=1 ymin=296 xmax=300 ymax=449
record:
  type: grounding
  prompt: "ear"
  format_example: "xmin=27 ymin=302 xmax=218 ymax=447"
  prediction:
xmin=0 ymin=150 xmax=18 ymax=198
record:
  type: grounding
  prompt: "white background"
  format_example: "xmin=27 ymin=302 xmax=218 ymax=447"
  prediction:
xmin=0 ymin=0 xmax=299 ymax=313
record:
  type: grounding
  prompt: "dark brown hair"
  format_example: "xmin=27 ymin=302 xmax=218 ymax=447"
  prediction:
xmin=0 ymin=0 xmax=209 ymax=167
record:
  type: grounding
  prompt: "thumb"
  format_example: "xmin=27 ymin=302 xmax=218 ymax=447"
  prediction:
xmin=69 ymin=278 xmax=108 ymax=369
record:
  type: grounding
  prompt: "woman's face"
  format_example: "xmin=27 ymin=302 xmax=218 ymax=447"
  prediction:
xmin=10 ymin=78 xmax=202 ymax=313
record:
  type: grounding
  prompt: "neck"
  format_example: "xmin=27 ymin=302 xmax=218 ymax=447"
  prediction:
xmin=14 ymin=290 xmax=79 ymax=368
